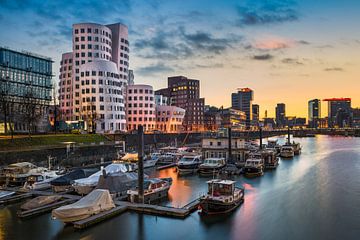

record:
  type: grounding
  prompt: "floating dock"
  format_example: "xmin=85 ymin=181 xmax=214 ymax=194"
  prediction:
xmin=0 ymin=192 xmax=33 ymax=205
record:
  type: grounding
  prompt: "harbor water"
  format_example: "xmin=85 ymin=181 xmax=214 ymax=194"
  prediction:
xmin=0 ymin=135 xmax=359 ymax=240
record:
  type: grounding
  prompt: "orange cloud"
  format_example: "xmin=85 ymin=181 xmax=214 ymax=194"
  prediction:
xmin=254 ymin=37 xmax=295 ymax=50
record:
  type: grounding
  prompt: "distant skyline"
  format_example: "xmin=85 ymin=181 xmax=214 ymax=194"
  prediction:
xmin=1 ymin=0 xmax=359 ymax=118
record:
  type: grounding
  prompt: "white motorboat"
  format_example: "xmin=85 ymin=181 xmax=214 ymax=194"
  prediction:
xmin=177 ymin=155 xmax=202 ymax=175
xmin=280 ymin=146 xmax=295 ymax=158
xmin=127 ymin=178 xmax=172 ymax=204
xmin=243 ymin=154 xmax=265 ymax=177
xmin=0 ymin=162 xmax=49 ymax=186
xmin=23 ymin=170 xmax=62 ymax=190
xmin=198 ymin=158 xmax=226 ymax=176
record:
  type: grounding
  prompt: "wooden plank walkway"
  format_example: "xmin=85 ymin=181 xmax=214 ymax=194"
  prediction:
xmin=73 ymin=205 xmax=128 ymax=229
xmin=17 ymin=198 xmax=76 ymax=218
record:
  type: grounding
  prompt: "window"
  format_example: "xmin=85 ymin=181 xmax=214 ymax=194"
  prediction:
xmin=87 ymin=28 xmax=91 ymax=33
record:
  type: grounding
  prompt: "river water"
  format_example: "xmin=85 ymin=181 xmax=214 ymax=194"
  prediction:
xmin=0 ymin=135 xmax=359 ymax=240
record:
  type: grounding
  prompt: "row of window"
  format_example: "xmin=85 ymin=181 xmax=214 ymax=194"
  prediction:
xmin=128 ymin=110 xmax=154 ymax=115
xmin=74 ymin=28 xmax=111 ymax=38
xmin=74 ymin=36 xmax=112 ymax=46
xmin=61 ymin=58 xmax=73 ymax=65
xmin=127 ymin=96 xmax=154 ymax=101
xmin=127 ymin=103 xmax=154 ymax=108
xmin=128 ymin=89 xmax=153 ymax=94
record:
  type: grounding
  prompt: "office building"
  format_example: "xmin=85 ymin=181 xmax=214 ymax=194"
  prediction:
xmin=275 ymin=103 xmax=286 ymax=128
xmin=59 ymin=22 xmax=129 ymax=133
xmin=0 ymin=47 xmax=53 ymax=133
xmin=231 ymin=88 xmax=253 ymax=128
xmin=324 ymin=98 xmax=352 ymax=128
xmin=308 ymin=99 xmax=321 ymax=128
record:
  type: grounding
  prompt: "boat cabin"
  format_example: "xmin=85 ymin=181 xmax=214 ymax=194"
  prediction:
xmin=207 ymin=179 xmax=236 ymax=196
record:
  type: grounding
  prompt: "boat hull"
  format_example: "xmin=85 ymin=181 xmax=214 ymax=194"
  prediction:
xmin=198 ymin=166 xmax=225 ymax=176
xmin=128 ymin=187 xmax=170 ymax=204
xmin=243 ymin=166 xmax=264 ymax=177
xmin=199 ymin=196 xmax=244 ymax=215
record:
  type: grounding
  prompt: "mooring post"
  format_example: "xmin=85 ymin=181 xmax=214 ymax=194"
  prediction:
xmin=287 ymin=126 xmax=291 ymax=144
xmin=228 ymin=127 xmax=232 ymax=164
xmin=259 ymin=127 xmax=263 ymax=150
xmin=138 ymin=125 xmax=144 ymax=204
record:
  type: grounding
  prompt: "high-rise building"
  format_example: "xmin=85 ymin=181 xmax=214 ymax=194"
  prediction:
xmin=231 ymin=88 xmax=253 ymax=128
xmin=275 ymin=103 xmax=286 ymax=128
xmin=59 ymin=22 xmax=129 ymax=133
xmin=156 ymin=76 xmax=204 ymax=131
xmin=252 ymin=104 xmax=259 ymax=127
xmin=323 ymin=98 xmax=352 ymax=128
xmin=308 ymin=99 xmax=321 ymax=128
xmin=0 ymin=47 xmax=53 ymax=133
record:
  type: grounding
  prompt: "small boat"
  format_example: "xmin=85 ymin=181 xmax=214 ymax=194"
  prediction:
xmin=280 ymin=145 xmax=295 ymax=158
xmin=0 ymin=190 xmax=15 ymax=199
xmin=266 ymin=140 xmax=281 ymax=155
xmin=127 ymin=178 xmax=172 ymax=204
xmin=243 ymin=154 xmax=264 ymax=177
xmin=21 ymin=195 xmax=62 ymax=211
xmin=50 ymin=168 xmax=98 ymax=193
xmin=156 ymin=153 xmax=179 ymax=165
xmin=289 ymin=142 xmax=301 ymax=155
xmin=72 ymin=163 xmax=134 ymax=195
xmin=0 ymin=162 xmax=48 ymax=186
xmin=262 ymin=150 xmax=279 ymax=169
xmin=199 ymin=179 xmax=244 ymax=215
xmin=177 ymin=155 xmax=202 ymax=175
xmin=23 ymin=170 xmax=62 ymax=190
xmin=52 ymin=189 xmax=115 ymax=223
xmin=198 ymin=158 xmax=226 ymax=177
xmin=115 ymin=152 xmax=157 ymax=168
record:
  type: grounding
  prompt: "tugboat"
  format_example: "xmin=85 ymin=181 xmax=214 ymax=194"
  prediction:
xmin=280 ymin=145 xmax=295 ymax=158
xmin=199 ymin=179 xmax=244 ymax=215
xmin=262 ymin=150 xmax=279 ymax=169
xmin=198 ymin=158 xmax=226 ymax=177
xmin=177 ymin=155 xmax=202 ymax=175
xmin=243 ymin=153 xmax=264 ymax=177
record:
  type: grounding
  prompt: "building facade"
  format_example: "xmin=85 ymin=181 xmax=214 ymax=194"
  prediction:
xmin=155 ymin=105 xmax=185 ymax=133
xmin=0 ymin=47 xmax=53 ymax=133
xmin=59 ymin=22 xmax=129 ymax=133
xmin=324 ymin=98 xmax=352 ymax=128
xmin=275 ymin=103 xmax=286 ymax=128
xmin=126 ymin=84 xmax=155 ymax=132
xmin=252 ymin=104 xmax=260 ymax=127
xmin=219 ymin=108 xmax=247 ymax=130
xmin=308 ymin=99 xmax=321 ymax=128
xmin=231 ymin=88 xmax=253 ymax=128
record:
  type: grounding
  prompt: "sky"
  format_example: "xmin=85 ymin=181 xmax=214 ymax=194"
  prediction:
xmin=0 ymin=0 xmax=359 ymax=119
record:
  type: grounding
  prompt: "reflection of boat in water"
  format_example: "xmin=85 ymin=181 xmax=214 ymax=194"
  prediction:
xmin=280 ymin=146 xmax=295 ymax=158
xmin=72 ymin=163 xmax=134 ymax=195
xmin=50 ymin=168 xmax=98 ymax=193
xmin=52 ymin=189 xmax=115 ymax=223
xmin=198 ymin=158 xmax=226 ymax=176
xmin=243 ymin=154 xmax=264 ymax=177
xmin=199 ymin=179 xmax=244 ymax=215
xmin=127 ymin=178 xmax=172 ymax=204
xmin=177 ymin=155 xmax=202 ymax=175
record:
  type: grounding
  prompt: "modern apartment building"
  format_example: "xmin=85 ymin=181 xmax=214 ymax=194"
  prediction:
xmin=308 ymin=99 xmax=321 ymax=128
xmin=59 ymin=22 xmax=129 ymax=133
xmin=275 ymin=103 xmax=286 ymax=128
xmin=231 ymin=88 xmax=253 ymax=128
xmin=324 ymin=98 xmax=352 ymax=128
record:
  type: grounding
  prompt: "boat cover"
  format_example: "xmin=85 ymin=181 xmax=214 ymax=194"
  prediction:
xmin=97 ymin=172 xmax=139 ymax=193
xmin=121 ymin=153 xmax=138 ymax=161
xmin=73 ymin=164 xmax=130 ymax=187
xmin=21 ymin=195 xmax=62 ymax=211
xmin=50 ymin=168 xmax=98 ymax=186
xmin=52 ymin=189 xmax=115 ymax=222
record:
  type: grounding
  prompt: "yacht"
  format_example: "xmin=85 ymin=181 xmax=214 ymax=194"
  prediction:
xmin=176 ymin=155 xmax=202 ymax=175
xmin=0 ymin=162 xmax=48 ymax=186
xmin=127 ymin=178 xmax=172 ymax=204
xmin=23 ymin=170 xmax=62 ymax=190
xmin=199 ymin=179 xmax=244 ymax=215
xmin=198 ymin=158 xmax=226 ymax=177
xmin=280 ymin=145 xmax=295 ymax=158
xmin=243 ymin=154 xmax=265 ymax=177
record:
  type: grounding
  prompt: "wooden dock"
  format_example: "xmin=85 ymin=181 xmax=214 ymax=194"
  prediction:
xmin=73 ymin=205 xmax=128 ymax=229
xmin=0 ymin=193 xmax=33 ymax=205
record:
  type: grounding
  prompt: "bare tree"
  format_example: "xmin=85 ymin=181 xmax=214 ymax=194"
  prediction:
xmin=0 ymin=76 xmax=15 ymax=138
xmin=22 ymin=91 xmax=43 ymax=137
xmin=81 ymin=99 xmax=100 ymax=133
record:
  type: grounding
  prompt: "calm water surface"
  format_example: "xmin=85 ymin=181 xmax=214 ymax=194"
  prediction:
xmin=0 ymin=135 xmax=359 ymax=240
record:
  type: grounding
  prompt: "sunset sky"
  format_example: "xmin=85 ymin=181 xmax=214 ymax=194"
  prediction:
xmin=0 ymin=0 xmax=359 ymax=118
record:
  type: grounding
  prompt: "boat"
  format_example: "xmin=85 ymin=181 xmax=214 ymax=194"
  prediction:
xmin=266 ymin=140 xmax=281 ymax=155
xmin=243 ymin=154 xmax=265 ymax=177
xmin=52 ymin=189 xmax=115 ymax=223
xmin=96 ymin=171 xmax=143 ymax=199
xmin=72 ymin=163 xmax=134 ymax=195
xmin=156 ymin=152 xmax=179 ymax=165
xmin=0 ymin=190 xmax=15 ymax=199
xmin=288 ymin=142 xmax=301 ymax=155
xmin=127 ymin=178 xmax=172 ymax=204
xmin=0 ymin=162 xmax=49 ymax=186
xmin=262 ymin=150 xmax=279 ymax=169
xmin=21 ymin=195 xmax=62 ymax=211
xmin=176 ymin=155 xmax=202 ymax=175
xmin=280 ymin=145 xmax=295 ymax=158
xmin=114 ymin=152 xmax=157 ymax=168
xmin=23 ymin=170 xmax=62 ymax=190
xmin=198 ymin=158 xmax=226 ymax=177
xmin=199 ymin=179 xmax=244 ymax=215
xmin=50 ymin=168 xmax=98 ymax=193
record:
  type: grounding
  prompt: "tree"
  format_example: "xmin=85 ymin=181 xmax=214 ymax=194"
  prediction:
xmin=22 ymin=91 xmax=43 ymax=137
xmin=0 ymin=75 xmax=15 ymax=138
xmin=80 ymin=99 xmax=101 ymax=133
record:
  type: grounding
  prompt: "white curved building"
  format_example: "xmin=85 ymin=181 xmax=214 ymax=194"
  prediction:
xmin=126 ymin=84 xmax=156 ymax=132
xmin=79 ymin=60 xmax=126 ymax=133
xmin=156 ymin=105 xmax=185 ymax=133
xmin=59 ymin=22 xmax=129 ymax=133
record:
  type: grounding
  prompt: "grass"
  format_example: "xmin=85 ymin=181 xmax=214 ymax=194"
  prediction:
xmin=0 ymin=134 xmax=111 ymax=151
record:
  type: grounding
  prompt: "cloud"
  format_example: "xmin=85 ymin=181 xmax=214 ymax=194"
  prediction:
xmin=195 ymin=63 xmax=224 ymax=68
xmin=297 ymin=40 xmax=310 ymax=45
xmin=324 ymin=67 xmax=344 ymax=72
xmin=252 ymin=54 xmax=274 ymax=60
xmin=254 ymin=38 xmax=294 ymax=50
xmin=236 ymin=0 xmax=299 ymax=26
xmin=281 ymin=58 xmax=304 ymax=65
xmin=136 ymin=63 xmax=174 ymax=76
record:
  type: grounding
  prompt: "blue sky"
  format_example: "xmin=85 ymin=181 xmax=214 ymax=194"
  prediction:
xmin=1 ymin=0 xmax=359 ymax=117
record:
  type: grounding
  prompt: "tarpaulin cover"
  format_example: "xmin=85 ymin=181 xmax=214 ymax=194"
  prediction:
xmin=52 ymin=189 xmax=115 ymax=223
xmin=96 ymin=172 xmax=139 ymax=193
xmin=21 ymin=195 xmax=62 ymax=211
xmin=50 ymin=168 xmax=98 ymax=186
